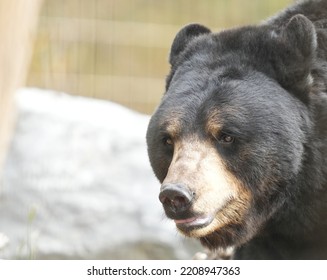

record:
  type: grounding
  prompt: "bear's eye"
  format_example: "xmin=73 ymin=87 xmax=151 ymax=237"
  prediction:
xmin=218 ymin=133 xmax=235 ymax=144
xmin=162 ymin=136 xmax=173 ymax=146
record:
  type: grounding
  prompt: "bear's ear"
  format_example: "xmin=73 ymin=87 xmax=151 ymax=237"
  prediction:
xmin=281 ymin=14 xmax=317 ymax=59
xmin=169 ymin=23 xmax=211 ymax=66
xmin=271 ymin=14 xmax=317 ymax=100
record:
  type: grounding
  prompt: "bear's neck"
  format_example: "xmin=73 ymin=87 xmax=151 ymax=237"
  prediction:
xmin=262 ymin=142 xmax=327 ymax=259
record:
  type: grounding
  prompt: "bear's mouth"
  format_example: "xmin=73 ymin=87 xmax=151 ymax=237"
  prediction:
xmin=174 ymin=214 xmax=214 ymax=231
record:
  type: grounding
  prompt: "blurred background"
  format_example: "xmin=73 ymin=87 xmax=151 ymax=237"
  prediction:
xmin=28 ymin=0 xmax=292 ymax=114
xmin=0 ymin=0 xmax=291 ymax=259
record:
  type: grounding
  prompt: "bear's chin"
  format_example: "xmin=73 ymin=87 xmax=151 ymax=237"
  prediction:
xmin=175 ymin=213 xmax=254 ymax=250
xmin=197 ymin=222 xmax=252 ymax=250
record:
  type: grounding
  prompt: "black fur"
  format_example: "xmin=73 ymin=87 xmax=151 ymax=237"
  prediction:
xmin=146 ymin=0 xmax=327 ymax=259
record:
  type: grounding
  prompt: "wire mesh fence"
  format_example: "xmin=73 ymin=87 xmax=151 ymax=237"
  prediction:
xmin=26 ymin=0 xmax=291 ymax=114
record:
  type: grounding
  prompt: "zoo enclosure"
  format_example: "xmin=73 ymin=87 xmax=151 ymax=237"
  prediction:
xmin=27 ymin=0 xmax=291 ymax=115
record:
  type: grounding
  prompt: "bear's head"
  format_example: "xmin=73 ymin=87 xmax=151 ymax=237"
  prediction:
xmin=146 ymin=15 xmax=315 ymax=249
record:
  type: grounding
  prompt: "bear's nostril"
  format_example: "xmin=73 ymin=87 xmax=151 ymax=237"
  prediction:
xmin=159 ymin=183 xmax=193 ymax=213
xmin=171 ymin=195 xmax=188 ymax=208
xmin=158 ymin=194 xmax=168 ymax=205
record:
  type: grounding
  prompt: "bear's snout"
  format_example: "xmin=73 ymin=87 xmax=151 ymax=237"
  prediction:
xmin=159 ymin=183 xmax=194 ymax=216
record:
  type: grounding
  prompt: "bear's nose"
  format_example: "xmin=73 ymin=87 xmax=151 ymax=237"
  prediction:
xmin=159 ymin=183 xmax=194 ymax=213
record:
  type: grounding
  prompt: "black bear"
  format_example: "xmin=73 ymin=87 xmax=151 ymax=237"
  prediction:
xmin=146 ymin=0 xmax=327 ymax=259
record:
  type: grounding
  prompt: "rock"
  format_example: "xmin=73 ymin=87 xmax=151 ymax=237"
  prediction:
xmin=0 ymin=232 xmax=9 ymax=251
xmin=0 ymin=88 xmax=201 ymax=259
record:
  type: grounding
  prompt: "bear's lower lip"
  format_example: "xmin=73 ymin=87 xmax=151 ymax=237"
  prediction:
xmin=174 ymin=215 xmax=214 ymax=230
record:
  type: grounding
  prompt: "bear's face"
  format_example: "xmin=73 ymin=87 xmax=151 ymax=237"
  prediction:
xmin=146 ymin=15 xmax=315 ymax=249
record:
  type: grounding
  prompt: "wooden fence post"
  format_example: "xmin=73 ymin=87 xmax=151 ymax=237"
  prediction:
xmin=0 ymin=0 xmax=42 ymax=171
